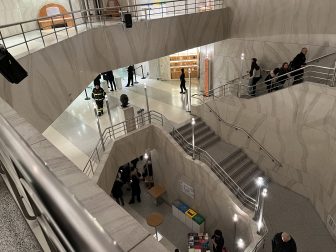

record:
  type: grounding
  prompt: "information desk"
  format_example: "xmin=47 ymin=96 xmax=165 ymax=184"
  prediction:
xmin=188 ymin=233 xmax=210 ymax=252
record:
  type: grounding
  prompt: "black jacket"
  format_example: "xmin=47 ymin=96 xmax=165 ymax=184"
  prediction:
xmin=180 ymin=72 xmax=185 ymax=83
xmin=92 ymin=87 xmax=106 ymax=101
xmin=277 ymin=68 xmax=289 ymax=85
xmin=272 ymin=233 xmax=297 ymax=252
xmin=127 ymin=65 xmax=134 ymax=75
xmin=94 ymin=74 xmax=101 ymax=86
xmin=211 ymin=234 xmax=224 ymax=252
xmin=291 ymin=52 xmax=306 ymax=70
xmin=111 ymin=180 xmax=123 ymax=198
xmin=103 ymin=70 xmax=114 ymax=80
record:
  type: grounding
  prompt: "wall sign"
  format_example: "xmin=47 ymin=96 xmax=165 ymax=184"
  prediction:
xmin=179 ymin=180 xmax=195 ymax=199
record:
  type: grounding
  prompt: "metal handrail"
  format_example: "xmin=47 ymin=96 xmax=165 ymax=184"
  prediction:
xmin=0 ymin=114 xmax=122 ymax=251
xmin=0 ymin=0 xmax=224 ymax=55
xmin=191 ymin=94 xmax=282 ymax=167
xmin=83 ymin=110 xmax=257 ymax=210
xmin=202 ymin=52 xmax=336 ymax=100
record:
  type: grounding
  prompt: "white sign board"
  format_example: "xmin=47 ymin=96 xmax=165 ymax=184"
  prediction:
xmin=179 ymin=180 xmax=194 ymax=199
xmin=46 ymin=7 xmax=61 ymax=16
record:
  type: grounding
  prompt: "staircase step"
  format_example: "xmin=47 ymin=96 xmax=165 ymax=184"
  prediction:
xmin=235 ymin=163 xmax=258 ymax=185
xmin=220 ymin=152 xmax=246 ymax=171
xmin=178 ymin=121 xmax=206 ymax=137
xmin=240 ymin=170 xmax=266 ymax=198
xmin=227 ymin=158 xmax=252 ymax=179
xmin=185 ymin=124 xmax=209 ymax=141
xmin=198 ymin=135 xmax=220 ymax=149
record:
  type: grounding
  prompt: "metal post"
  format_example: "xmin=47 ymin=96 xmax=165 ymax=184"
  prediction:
xmin=84 ymin=89 xmax=90 ymax=100
xmin=173 ymin=1 xmax=176 ymax=16
xmin=331 ymin=60 xmax=336 ymax=87
xmin=253 ymin=177 xmax=264 ymax=221
xmin=195 ymin=0 xmax=197 ymax=13
xmin=185 ymin=89 xmax=190 ymax=112
xmin=38 ymin=26 xmax=46 ymax=48
xmin=188 ymin=68 xmax=192 ymax=112
xmin=19 ymin=24 xmax=30 ymax=52
xmin=94 ymin=106 xmax=105 ymax=151
xmin=161 ymin=3 xmax=164 ymax=18
xmin=50 ymin=17 xmax=59 ymax=43
xmin=191 ymin=118 xmax=195 ymax=160
xmin=63 ymin=15 xmax=69 ymax=38
xmin=233 ymin=214 xmax=238 ymax=252
xmin=239 ymin=52 xmax=245 ymax=97
xmin=105 ymin=96 xmax=114 ymax=138
xmin=144 ymin=83 xmax=151 ymax=124
xmin=0 ymin=31 xmax=7 ymax=50
xmin=68 ymin=0 xmax=78 ymax=34
xmin=141 ymin=65 xmax=146 ymax=79
xmin=257 ymin=188 xmax=267 ymax=235
xmin=134 ymin=69 xmax=139 ymax=84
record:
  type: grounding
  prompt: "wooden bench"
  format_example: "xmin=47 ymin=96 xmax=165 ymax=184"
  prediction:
xmin=38 ymin=3 xmax=74 ymax=30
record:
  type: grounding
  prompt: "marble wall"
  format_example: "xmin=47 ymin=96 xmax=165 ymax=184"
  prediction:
xmin=0 ymin=96 xmax=166 ymax=252
xmin=0 ymin=9 xmax=229 ymax=132
xmin=94 ymin=124 xmax=258 ymax=251
xmin=191 ymin=83 xmax=336 ymax=241
xmin=208 ymin=39 xmax=336 ymax=90
xmin=0 ymin=0 xmax=81 ymax=37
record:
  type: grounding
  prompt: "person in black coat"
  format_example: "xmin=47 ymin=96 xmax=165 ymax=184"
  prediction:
xmin=126 ymin=65 xmax=134 ymax=87
xmin=111 ymin=177 xmax=124 ymax=206
xmin=291 ymin=47 xmax=308 ymax=84
xmin=211 ymin=229 xmax=224 ymax=252
xmin=94 ymin=74 xmax=101 ymax=86
xmin=180 ymin=68 xmax=187 ymax=94
xmin=129 ymin=172 xmax=141 ymax=204
xmin=275 ymin=62 xmax=290 ymax=90
xmin=102 ymin=70 xmax=117 ymax=91
xmin=272 ymin=232 xmax=297 ymax=252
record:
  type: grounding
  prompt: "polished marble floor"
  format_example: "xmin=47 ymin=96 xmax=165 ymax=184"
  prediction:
xmin=43 ymin=74 xmax=198 ymax=170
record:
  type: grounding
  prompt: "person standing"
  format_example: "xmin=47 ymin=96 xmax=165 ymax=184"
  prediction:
xmin=91 ymin=83 xmax=106 ymax=116
xmin=129 ymin=172 xmax=141 ymax=204
xmin=291 ymin=47 xmax=308 ymax=84
xmin=94 ymin=74 xmax=101 ymax=87
xmin=211 ymin=229 xmax=224 ymax=252
xmin=111 ymin=177 xmax=124 ymax=206
xmin=126 ymin=65 xmax=134 ymax=87
xmin=275 ymin=62 xmax=290 ymax=90
xmin=272 ymin=232 xmax=297 ymax=252
xmin=249 ymin=58 xmax=262 ymax=96
xmin=180 ymin=68 xmax=187 ymax=94
xmin=103 ymin=70 xmax=117 ymax=91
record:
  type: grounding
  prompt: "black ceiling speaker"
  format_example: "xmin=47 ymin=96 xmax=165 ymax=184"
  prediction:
xmin=0 ymin=46 xmax=28 ymax=84
xmin=123 ymin=13 xmax=132 ymax=28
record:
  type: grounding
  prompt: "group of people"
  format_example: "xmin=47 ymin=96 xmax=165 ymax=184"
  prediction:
xmin=111 ymin=156 xmax=154 ymax=206
xmin=249 ymin=47 xmax=308 ymax=95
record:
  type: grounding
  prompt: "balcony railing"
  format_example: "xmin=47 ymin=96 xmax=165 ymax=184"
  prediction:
xmin=0 ymin=0 xmax=224 ymax=57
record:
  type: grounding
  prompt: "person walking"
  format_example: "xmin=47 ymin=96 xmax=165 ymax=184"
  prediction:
xmin=94 ymin=74 xmax=101 ymax=87
xmin=103 ymin=70 xmax=117 ymax=91
xmin=272 ymin=232 xmax=297 ymax=252
xmin=111 ymin=177 xmax=124 ymax=206
xmin=91 ymin=83 xmax=106 ymax=116
xmin=126 ymin=65 xmax=134 ymax=87
xmin=249 ymin=58 xmax=262 ymax=96
xmin=129 ymin=172 xmax=141 ymax=204
xmin=180 ymin=68 xmax=187 ymax=94
xmin=291 ymin=47 xmax=308 ymax=84
xmin=275 ymin=62 xmax=290 ymax=90
xmin=211 ymin=229 xmax=224 ymax=252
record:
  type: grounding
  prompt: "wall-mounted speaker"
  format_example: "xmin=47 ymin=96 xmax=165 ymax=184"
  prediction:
xmin=0 ymin=48 xmax=28 ymax=84
xmin=123 ymin=13 xmax=132 ymax=28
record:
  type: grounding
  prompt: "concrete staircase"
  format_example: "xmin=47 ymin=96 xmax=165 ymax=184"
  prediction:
xmin=175 ymin=118 xmax=270 ymax=200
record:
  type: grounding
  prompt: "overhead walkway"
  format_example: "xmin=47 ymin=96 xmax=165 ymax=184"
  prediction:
xmin=0 ymin=0 xmax=224 ymax=58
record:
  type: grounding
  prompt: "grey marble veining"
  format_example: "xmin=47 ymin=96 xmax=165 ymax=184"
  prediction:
xmin=192 ymin=82 xmax=336 ymax=243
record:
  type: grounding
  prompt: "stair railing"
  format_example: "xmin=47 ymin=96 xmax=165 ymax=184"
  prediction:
xmin=84 ymin=110 xmax=258 ymax=210
xmin=0 ymin=114 xmax=122 ymax=252
xmin=191 ymin=94 xmax=282 ymax=167
xmin=199 ymin=52 xmax=336 ymax=100
xmin=0 ymin=0 xmax=224 ymax=57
